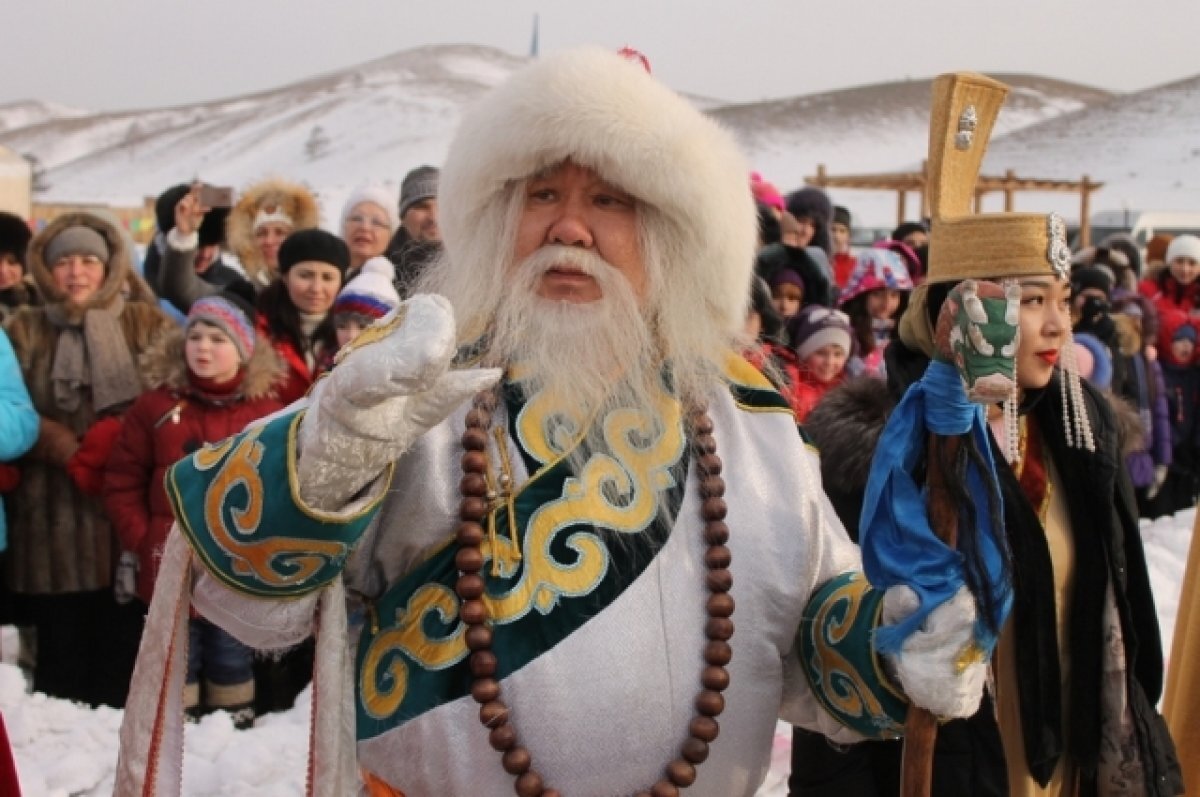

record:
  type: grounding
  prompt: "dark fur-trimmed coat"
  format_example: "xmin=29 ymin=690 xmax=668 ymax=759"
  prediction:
xmin=103 ymin=331 xmax=283 ymax=604
xmin=4 ymin=213 xmax=174 ymax=595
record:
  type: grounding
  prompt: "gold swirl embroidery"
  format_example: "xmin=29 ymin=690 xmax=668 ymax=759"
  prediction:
xmin=193 ymin=436 xmax=237 ymax=470
xmin=486 ymin=388 xmax=683 ymax=619
xmin=809 ymin=576 xmax=890 ymax=721
xmin=203 ymin=426 xmax=348 ymax=588
xmin=361 ymin=583 xmax=467 ymax=720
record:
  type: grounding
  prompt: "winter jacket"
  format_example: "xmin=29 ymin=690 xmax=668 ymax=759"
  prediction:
xmin=754 ymin=243 xmax=835 ymax=309
xmin=0 ymin=275 xmax=40 ymax=325
xmin=0 ymin=329 xmax=38 ymax=551
xmin=4 ymin=213 xmax=174 ymax=595
xmin=151 ymin=231 xmax=256 ymax=314
xmin=104 ymin=332 xmax=283 ymax=604
xmin=790 ymin=341 xmax=1182 ymax=797
xmin=1139 ymin=267 xmax=1200 ymax=319
xmin=257 ymin=314 xmax=333 ymax=406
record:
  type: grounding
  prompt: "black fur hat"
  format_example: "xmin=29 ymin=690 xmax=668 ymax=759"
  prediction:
xmin=0 ymin=211 xmax=32 ymax=267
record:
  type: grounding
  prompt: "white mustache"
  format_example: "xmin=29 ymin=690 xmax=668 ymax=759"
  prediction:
xmin=517 ymin=245 xmax=611 ymax=281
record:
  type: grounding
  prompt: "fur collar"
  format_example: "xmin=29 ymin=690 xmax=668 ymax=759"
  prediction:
xmin=138 ymin=328 xmax=285 ymax=400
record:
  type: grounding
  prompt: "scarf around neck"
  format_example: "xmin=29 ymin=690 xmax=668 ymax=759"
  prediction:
xmin=45 ymin=294 xmax=143 ymax=415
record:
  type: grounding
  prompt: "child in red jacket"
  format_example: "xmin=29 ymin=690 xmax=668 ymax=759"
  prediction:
xmin=783 ymin=305 xmax=854 ymax=423
xmin=104 ymin=294 xmax=283 ymax=727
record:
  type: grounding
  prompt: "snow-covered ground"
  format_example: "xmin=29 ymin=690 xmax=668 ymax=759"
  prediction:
xmin=2 ymin=507 xmax=1193 ymax=796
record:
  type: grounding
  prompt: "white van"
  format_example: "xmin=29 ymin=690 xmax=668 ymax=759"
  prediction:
xmin=1088 ymin=210 xmax=1200 ymax=248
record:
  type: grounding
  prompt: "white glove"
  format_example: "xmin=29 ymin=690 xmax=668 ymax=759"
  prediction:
xmin=880 ymin=584 xmax=988 ymax=719
xmin=1145 ymin=464 xmax=1169 ymax=500
xmin=297 ymin=294 xmax=502 ymax=510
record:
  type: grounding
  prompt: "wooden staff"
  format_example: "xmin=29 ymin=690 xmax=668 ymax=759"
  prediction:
xmin=900 ymin=434 xmax=961 ymax=796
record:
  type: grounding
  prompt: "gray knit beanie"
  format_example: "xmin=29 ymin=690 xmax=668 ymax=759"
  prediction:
xmin=44 ymin=225 xmax=109 ymax=266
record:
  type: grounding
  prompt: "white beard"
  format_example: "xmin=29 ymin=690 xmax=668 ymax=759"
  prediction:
xmin=485 ymin=245 xmax=662 ymax=423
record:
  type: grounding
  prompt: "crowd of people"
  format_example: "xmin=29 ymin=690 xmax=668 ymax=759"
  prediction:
xmin=0 ymin=48 xmax=1192 ymax=797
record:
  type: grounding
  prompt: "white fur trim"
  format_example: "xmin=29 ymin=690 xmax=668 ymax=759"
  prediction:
xmin=253 ymin=206 xmax=293 ymax=232
xmin=439 ymin=47 xmax=757 ymax=337
xmin=166 ymin=226 xmax=199 ymax=252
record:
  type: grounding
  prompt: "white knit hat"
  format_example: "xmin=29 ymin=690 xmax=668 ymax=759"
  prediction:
xmin=1166 ymin=234 xmax=1200 ymax=264
xmin=333 ymin=257 xmax=401 ymax=321
xmin=341 ymin=184 xmax=400 ymax=232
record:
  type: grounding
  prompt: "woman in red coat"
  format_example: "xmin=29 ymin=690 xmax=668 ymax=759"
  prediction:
xmin=104 ymin=294 xmax=283 ymax=726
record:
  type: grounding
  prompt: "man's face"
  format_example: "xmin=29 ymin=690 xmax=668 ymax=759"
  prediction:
xmin=831 ymin=222 xmax=851 ymax=255
xmin=402 ymin=198 xmax=440 ymax=243
xmin=512 ymin=162 xmax=644 ymax=304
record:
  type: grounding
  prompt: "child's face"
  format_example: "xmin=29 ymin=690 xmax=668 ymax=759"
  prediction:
xmin=185 ymin=321 xmax=242 ymax=384
xmin=865 ymin=288 xmax=902 ymax=320
xmin=335 ymin=317 xmax=367 ymax=349
xmin=804 ymin=344 xmax=848 ymax=384
xmin=1171 ymin=337 xmax=1195 ymax=364
xmin=1170 ymin=256 xmax=1200 ymax=286
xmin=771 ymin=284 xmax=803 ymax=319
xmin=0 ymin=252 xmax=22 ymax=291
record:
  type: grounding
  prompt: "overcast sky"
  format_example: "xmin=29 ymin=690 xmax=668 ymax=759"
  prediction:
xmin=3 ymin=0 xmax=1197 ymax=112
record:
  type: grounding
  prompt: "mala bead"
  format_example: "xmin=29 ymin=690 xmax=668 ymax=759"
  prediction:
xmin=465 ymin=408 xmax=489 ymax=429
xmin=470 ymin=650 xmax=498 ymax=678
xmin=650 ymin=780 xmax=679 ymax=797
xmin=706 ymin=592 xmax=734 ymax=618
xmin=542 ymin=791 xmax=562 ymax=797
xmin=695 ymin=436 xmax=717 ymax=456
xmin=461 ymin=450 xmax=489 ymax=474
xmin=455 ymin=546 xmax=484 ymax=574
xmin=460 ymin=497 xmax=488 ymax=522
xmin=457 ymin=521 xmax=485 ymax=547
xmin=502 ymin=747 xmax=533 ymax=775
xmin=465 ymin=624 xmax=494 ymax=651
xmin=698 ymin=453 xmax=722 ymax=475
xmin=471 ymin=677 xmax=502 ymax=704
xmin=460 ymin=473 xmax=489 ymax=498
xmin=691 ymin=413 xmax=714 ymax=436
xmin=479 ymin=700 xmax=510 ymax=727
xmin=460 ymin=599 xmax=488 ymax=625
xmin=680 ymin=737 xmax=709 ymax=764
xmin=704 ymin=640 xmax=732 ymax=667
xmin=705 ymin=617 xmax=734 ymax=641
xmin=703 ymin=520 xmax=729 ymax=546
xmin=705 ymin=569 xmax=732 ymax=593
xmin=701 ymin=498 xmax=727 ymax=522
xmin=474 ymin=393 xmax=498 ymax=413
xmin=462 ymin=428 xmax=489 ymax=452
xmin=701 ymin=665 xmax=730 ymax=692
xmin=456 ymin=573 xmax=485 ymax=600
xmin=704 ymin=544 xmax=731 ymax=570
xmin=699 ymin=476 xmax=725 ymax=498
xmin=689 ymin=715 xmax=719 ymax=742
xmin=489 ymin=723 xmax=518 ymax=751
xmin=515 ymin=771 xmax=544 ymax=797
xmin=695 ymin=690 xmax=725 ymax=716
xmin=665 ymin=759 xmax=697 ymax=787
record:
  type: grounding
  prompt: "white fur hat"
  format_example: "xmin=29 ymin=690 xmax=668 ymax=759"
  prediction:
xmin=1167 ymin=234 xmax=1200 ymax=265
xmin=341 ymin=184 xmax=400 ymax=232
xmin=333 ymin=256 xmax=401 ymax=321
xmin=439 ymin=47 xmax=757 ymax=337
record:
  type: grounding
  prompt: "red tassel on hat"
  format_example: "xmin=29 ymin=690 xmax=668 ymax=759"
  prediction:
xmin=617 ymin=46 xmax=651 ymax=74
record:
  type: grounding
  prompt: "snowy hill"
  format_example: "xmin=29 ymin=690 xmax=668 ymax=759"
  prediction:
xmin=983 ymin=73 xmax=1200 ymax=218
xmin=5 ymin=43 xmax=1188 ymax=228
xmin=0 ymin=100 xmax=86 ymax=135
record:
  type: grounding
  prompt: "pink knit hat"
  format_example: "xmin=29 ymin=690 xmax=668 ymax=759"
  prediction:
xmin=750 ymin=172 xmax=785 ymax=213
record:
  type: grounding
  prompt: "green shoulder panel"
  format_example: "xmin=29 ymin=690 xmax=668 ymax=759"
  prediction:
xmin=167 ymin=410 xmax=391 ymax=599
xmin=797 ymin=570 xmax=909 ymax=739
xmin=722 ymin=352 xmax=794 ymax=415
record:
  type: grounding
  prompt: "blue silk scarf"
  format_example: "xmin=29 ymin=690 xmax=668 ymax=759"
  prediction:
xmin=859 ymin=359 xmax=1012 ymax=655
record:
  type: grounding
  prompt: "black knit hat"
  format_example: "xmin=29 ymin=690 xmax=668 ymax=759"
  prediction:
xmin=1070 ymin=264 xmax=1113 ymax=298
xmin=833 ymin=206 xmax=851 ymax=228
xmin=891 ymin=221 xmax=927 ymax=243
xmin=0 ymin=211 xmax=31 ymax=267
xmin=784 ymin=186 xmax=834 ymax=257
xmin=277 ymin=228 xmax=350 ymax=276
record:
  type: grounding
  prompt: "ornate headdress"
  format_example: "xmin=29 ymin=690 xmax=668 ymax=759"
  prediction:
xmin=901 ymin=71 xmax=1093 ymax=453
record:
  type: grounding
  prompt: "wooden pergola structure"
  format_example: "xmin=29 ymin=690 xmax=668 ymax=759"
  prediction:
xmin=807 ymin=163 xmax=1105 ymax=246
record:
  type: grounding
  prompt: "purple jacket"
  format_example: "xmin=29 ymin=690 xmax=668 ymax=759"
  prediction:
xmin=1126 ymin=354 xmax=1173 ymax=488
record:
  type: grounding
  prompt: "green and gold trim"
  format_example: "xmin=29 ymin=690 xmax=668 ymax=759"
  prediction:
xmin=167 ymin=411 xmax=391 ymax=599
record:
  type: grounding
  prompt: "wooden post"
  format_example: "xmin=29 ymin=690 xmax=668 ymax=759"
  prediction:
xmin=919 ymin=160 xmax=929 ymax=221
xmin=814 ymin=164 xmax=828 ymax=187
xmin=1003 ymin=169 xmax=1015 ymax=212
xmin=897 ymin=190 xmax=907 ymax=225
xmin=1080 ymin=176 xmax=1093 ymax=247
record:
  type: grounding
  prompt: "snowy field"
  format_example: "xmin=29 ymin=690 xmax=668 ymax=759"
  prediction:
xmin=2 ymin=507 xmax=1192 ymax=796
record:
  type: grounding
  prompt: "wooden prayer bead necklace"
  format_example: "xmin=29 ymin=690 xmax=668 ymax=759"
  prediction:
xmin=455 ymin=392 xmax=734 ymax=797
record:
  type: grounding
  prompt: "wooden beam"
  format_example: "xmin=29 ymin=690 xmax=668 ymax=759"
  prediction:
xmin=1080 ymin=175 xmax=1093 ymax=247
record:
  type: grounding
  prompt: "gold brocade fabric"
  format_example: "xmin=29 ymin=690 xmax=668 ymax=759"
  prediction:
xmin=1164 ymin=512 xmax=1200 ymax=794
xmin=994 ymin=452 xmax=1079 ymax=796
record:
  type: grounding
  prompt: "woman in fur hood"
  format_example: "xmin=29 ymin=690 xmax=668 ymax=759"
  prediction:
xmin=0 ymin=210 xmax=39 ymax=323
xmin=104 ymin=294 xmax=284 ymax=726
xmin=4 ymin=211 xmax=175 ymax=707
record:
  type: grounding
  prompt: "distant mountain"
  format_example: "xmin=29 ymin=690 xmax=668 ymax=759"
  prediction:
xmin=0 ymin=99 xmax=87 ymax=135
xmin=4 ymin=44 xmax=1177 ymax=227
